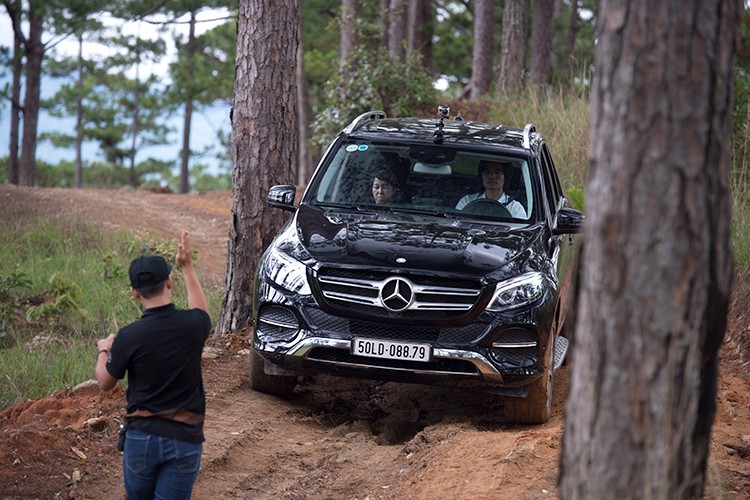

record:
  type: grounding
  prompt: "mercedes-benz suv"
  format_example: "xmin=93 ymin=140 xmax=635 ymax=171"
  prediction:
xmin=251 ymin=108 xmax=584 ymax=424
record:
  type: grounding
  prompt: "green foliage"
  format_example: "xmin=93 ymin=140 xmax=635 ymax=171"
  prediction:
xmin=33 ymin=158 xmax=134 ymax=188
xmin=168 ymin=19 xmax=236 ymax=107
xmin=732 ymin=68 xmax=750 ymax=301
xmin=311 ymin=47 xmax=438 ymax=151
xmin=431 ymin=1 xmax=474 ymax=85
xmin=0 ymin=271 xmax=32 ymax=345
xmin=0 ymin=344 xmax=98 ymax=405
xmin=566 ymin=187 xmax=586 ymax=212
xmin=462 ymin=86 xmax=590 ymax=191
xmin=26 ymin=272 xmax=85 ymax=324
xmin=0 ymin=216 xmax=222 ymax=409
xmin=733 ymin=196 xmax=750 ymax=300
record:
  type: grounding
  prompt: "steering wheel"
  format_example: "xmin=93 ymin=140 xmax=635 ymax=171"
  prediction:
xmin=462 ymin=198 xmax=512 ymax=218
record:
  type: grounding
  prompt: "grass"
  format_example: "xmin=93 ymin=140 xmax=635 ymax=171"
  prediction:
xmin=0 ymin=216 xmax=223 ymax=409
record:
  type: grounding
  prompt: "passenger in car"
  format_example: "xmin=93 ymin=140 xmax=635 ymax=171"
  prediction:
xmin=455 ymin=161 xmax=527 ymax=218
xmin=371 ymin=169 xmax=397 ymax=204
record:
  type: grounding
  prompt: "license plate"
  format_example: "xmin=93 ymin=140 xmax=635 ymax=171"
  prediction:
xmin=351 ymin=338 xmax=432 ymax=362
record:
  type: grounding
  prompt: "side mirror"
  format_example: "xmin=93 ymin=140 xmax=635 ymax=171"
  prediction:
xmin=553 ymin=207 xmax=584 ymax=235
xmin=267 ymin=185 xmax=296 ymax=212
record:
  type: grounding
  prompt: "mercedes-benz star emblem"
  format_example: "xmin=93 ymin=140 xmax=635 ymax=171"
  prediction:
xmin=380 ymin=278 xmax=414 ymax=311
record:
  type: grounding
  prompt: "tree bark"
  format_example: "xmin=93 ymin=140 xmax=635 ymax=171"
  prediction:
xmin=388 ymin=0 xmax=407 ymax=62
xmin=407 ymin=0 xmax=432 ymax=70
xmin=529 ymin=0 xmax=552 ymax=86
xmin=8 ymin=2 xmax=22 ymax=185
xmin=19 ymin=0 xmax=44 ymax=187
xmin=128 ymin=49 xmax=143 ymax=188
xmin=217 ymin=0 xmax=299 ymax=336
xmin=340 ymin=0 xmax=359 ymax=66
xmin=565 ymin=0 xmax=579 ymax=76
xmin=75 ymin=35 xmax=84 ymax=189
xmin=470 ymin=0 xmax=495 ymax=99
xmin=180 ymin=10 xmax=197 ymax=194
xmin=496 ymin=0 xmax=527 ymax=95
xmin=560 ymin=1 xmax=739 ymax=498
xmin=379 ymin=0 xmax=389 ymax=50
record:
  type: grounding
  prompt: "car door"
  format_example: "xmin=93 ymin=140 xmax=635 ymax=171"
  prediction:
xmin=539 ymin=144 xmax=577 ymax=326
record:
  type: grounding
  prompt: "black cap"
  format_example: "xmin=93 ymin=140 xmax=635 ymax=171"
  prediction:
xmin=129 ymin=255 xmax=172 ymax=289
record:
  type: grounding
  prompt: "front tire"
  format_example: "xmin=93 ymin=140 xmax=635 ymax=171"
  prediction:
xmin=504 ymin=332 xmax=555 ymax=425
xmin=249 ymin=350 xmax=297 ymax=396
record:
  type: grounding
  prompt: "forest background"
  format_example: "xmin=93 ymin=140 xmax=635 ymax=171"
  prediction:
xmin=3 ymin=0 xmax=750 ymax=325
xmin=2 ymin=0 xmax=750 ymax=388
xmin=1 ymin=4 xmax=750 ymax=496
xmin=1 ymin=0 xmax=602 ymax=193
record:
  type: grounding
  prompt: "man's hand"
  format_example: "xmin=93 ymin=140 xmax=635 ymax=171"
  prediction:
xmin=175 ymin=230 xmax=209 ymax=312
xmin=176 ymin=230 xmax=194 ymax=269
xmin=97 ymin=333 xmax=115 ymax=353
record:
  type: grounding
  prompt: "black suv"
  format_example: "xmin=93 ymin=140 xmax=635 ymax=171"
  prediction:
xmin=251 ymin=108 xmax=583 ymax=424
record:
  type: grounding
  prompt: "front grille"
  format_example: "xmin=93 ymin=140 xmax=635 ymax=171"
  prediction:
xmin=304 ymin=307 xmax=489 ymax=346
xmin=315 ymin=267 xmax=482 ymax=319
xmin=307 ymin=347 xmax=479 ymax=374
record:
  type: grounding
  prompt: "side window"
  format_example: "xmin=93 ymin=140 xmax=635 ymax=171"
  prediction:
xmin=540 ymin=145 xmax=561 ymax=212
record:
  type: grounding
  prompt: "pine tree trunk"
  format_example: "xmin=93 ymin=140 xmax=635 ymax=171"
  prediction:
xmin=180 ymin=10 xmax=197 ymax=194
xmin=19 ymin=4 xmax=44 ymax=187
xmin=529 ymin=0 xmax=552 ymax=86
xmin=407 ymin=0 xmax=432 ymax=70
xmin=388 ymin=0 xmax=407 ymax=62
xmin=560 ymin=1 xmax=739 ymax=498
xmin=74 ymin=35 xmax=83 ymax=189
xmin=216 ymin=0 xmax=299 ymax=336
xmin=497 ymin=0 xmax=527 ymax=95
xmin=470 ymin=0 xmax=495 ymax=99
xmin=8 ymin=22 xmax=22 ymax=185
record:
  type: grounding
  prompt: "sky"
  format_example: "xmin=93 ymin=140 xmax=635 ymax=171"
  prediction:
xmin=0 ymin=9 xmax=233 ymax=177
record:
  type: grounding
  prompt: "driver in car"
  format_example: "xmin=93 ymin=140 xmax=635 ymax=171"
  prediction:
xmin=455 ymin=160 xmax=527 ymax=218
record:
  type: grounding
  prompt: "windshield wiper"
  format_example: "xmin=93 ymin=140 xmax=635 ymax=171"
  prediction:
xmin=386 ymin=206 xmax=457 ymax=219
xmin=314 ymin=201 xmax=367 ymax=211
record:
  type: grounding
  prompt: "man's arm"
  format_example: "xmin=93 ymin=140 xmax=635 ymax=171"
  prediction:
xmin=176 ymin=230 xmax=209 ymax=313
xmin=95 ymin=333 xmax=118 ymax=391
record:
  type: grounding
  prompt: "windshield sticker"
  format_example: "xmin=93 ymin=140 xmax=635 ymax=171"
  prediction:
xmin=358 ymin=145 xmax=368 ymax=151
xmin=345 ymin=145 xmax=358 ymax=152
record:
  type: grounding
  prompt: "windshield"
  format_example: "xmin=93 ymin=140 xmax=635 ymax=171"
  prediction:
xmin=310 ymin=141 xmax=535 ymax=222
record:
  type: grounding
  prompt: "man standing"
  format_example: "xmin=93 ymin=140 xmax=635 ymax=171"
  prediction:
xmin=95 ymin=230 xmax=211 ymax=499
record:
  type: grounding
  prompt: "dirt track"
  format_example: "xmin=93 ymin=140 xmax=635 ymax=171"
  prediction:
xmin=1 ymin=184 xmax=749 ymax=499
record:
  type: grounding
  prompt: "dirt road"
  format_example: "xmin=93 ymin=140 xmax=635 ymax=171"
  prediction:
xmin=1 ymin=185 xmax=749 ymax=499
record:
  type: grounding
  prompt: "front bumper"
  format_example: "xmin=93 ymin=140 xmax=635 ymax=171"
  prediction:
xmin=252 ymin=326 xmax=567 ymax=393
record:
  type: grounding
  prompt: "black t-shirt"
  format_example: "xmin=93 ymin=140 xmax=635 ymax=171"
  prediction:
xmin=106 ymin=303 xmax=212 ymax=443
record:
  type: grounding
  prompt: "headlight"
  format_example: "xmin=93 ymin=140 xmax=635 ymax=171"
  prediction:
xmin=487 ymin=272 xmax=545 ymax=311
xmin=263 ymin=246 xmax=312 ymax=295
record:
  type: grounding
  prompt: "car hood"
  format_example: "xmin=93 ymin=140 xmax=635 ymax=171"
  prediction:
xmin=291 ymin=204 xmax=543 ymax=279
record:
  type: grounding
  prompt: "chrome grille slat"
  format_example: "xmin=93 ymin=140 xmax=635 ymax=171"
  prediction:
xmin=316 ymin=268 xmax=482 ymax=314
xmin=322 ymin=291 xmax=379 ymax=305
xmin=318 ymin=276 xmax=378 ymax=289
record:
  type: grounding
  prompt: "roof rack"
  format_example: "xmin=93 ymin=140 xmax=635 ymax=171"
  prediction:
xmin=522 ymin=123 xmax=536 ymax=149
xmin=344 ymin=110 xmax=387 ymax=134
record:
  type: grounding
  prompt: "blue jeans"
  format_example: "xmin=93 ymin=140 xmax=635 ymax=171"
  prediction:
xmin=123 ymin=428 xmax=202 ymax=499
